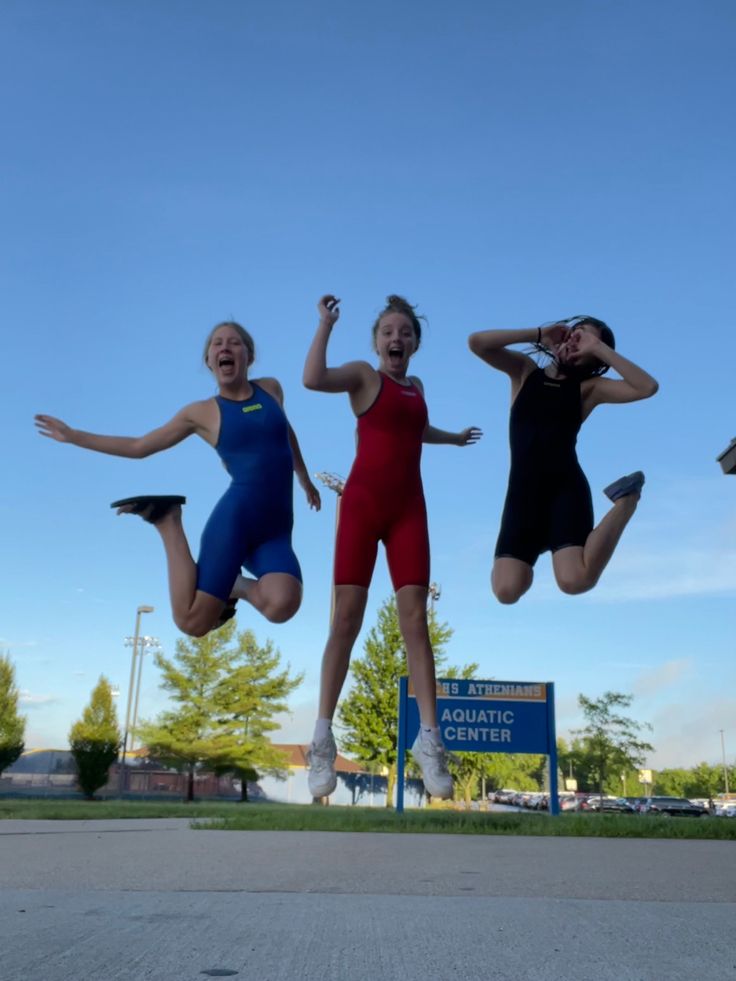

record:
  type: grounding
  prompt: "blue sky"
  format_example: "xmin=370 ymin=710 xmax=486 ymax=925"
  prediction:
xmin=3 ymin=0 xmax=735 ymax=771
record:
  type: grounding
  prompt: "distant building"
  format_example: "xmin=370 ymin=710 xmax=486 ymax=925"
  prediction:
xmin=1 ymin=745 xmax=423 ymax=807
xmin=261 ymin=744 xmax=379 ymax=806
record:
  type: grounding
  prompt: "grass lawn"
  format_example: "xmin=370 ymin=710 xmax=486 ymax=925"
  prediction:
xmin=1 ymin=798 xmax=734 ymax=840
xmin=0 ymin=798 xmax=243 ymax=821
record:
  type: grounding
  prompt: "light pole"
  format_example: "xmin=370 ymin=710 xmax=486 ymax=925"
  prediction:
xmin=315 ymin=472 xmax=345 ymax=625
xmin=428 ymin=582 xmax=441 ymax=611
xmin=129 ymin=636 xmax=161 ymax=751
xmin=716 ymin=444 xmax=733 ymax=797
xmin=720 ymin=730 xmax=730 ymax=795
xmin=119 ymin=605 xmax=153 ymax=794
xmin=313 ymin=472 xmax=345 ymax=807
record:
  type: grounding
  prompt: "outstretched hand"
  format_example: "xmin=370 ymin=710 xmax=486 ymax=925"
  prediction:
xmin=35 ymin=414 xmax=72 ymax=443
xmin=303 ymin=479 xmax=322 ymax=511
xmin=318 ymin=294 xmax=340 ymax=327
xmin=458 ymin=426 xmax=483 ymax=446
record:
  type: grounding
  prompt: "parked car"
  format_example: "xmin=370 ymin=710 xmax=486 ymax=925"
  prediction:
xmin=584 ymin=796 xmax=637 ymax=814
xmin=525 ymin=793 xmax=545 ymax=809
xmin=560 ymin=795 xmax=584 ymax=812
xmin=639 ymin=796 xmax=708 ymax=817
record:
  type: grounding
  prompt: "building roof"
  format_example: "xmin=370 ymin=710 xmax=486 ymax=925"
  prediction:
xmin=273 ymin=744 xmax=364 ymax=774
xmin=8 ymin=745 xmax=366 ymax=775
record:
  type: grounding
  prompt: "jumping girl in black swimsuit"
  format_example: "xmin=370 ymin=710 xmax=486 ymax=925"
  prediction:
xmin=468 ymin=316 xmax=658 ymax=604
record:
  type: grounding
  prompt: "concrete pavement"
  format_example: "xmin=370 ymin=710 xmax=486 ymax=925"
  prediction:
xmin=2 ymin=819 xmax=735 ymax=980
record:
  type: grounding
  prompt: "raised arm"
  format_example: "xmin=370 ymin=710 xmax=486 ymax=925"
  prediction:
xmin=576 ymin=333 xmax=659 ymax=416
xmin=34 ymin=403 xmax=204 ymax=458
xmin=468 ymin=323 xmax=567 ymax=383
xmin=303 ymin=295 xmax=374 ymax=395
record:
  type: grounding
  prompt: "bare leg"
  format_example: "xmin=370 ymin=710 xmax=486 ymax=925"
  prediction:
xmin=314 ymin=585 xmax=369 ymax=720
xmin=397 ymin=584 xmax=454 ymax=799
xmin=307 ymin=585 xmax=367 ymax=799
xmin=396 ymin=585 xmax=438 ymax=727
xmin=141 ymin=506 xmax=224 ymax=636
xmin=492 ymin=557 xmax=534 ymax=605
xmin=231 ymin=572 xmax=302 ymax=623
xmin=552 ymin=494 xmax=639 ymax=595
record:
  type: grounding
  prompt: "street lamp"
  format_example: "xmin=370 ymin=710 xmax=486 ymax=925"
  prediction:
xmin=313 ymin=472 xmax=346 ymax=807
xmin=129 ymin=635 xmax=161 ymax=751
xmin=428 ymin=582 xmax=441 ymax=611
xmin=119 ymin=604 xmax=153 ymax=794
xmin=720 ymin=730 xmax=730 ymax=795
xmin=315 ymin=472 xmax=345 ymax=625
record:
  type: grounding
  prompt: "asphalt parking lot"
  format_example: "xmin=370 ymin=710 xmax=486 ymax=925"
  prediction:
xmin=2 ymin=819 xmax=735 ymax=981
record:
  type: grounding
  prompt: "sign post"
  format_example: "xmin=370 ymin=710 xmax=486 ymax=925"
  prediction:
xmin=396 ymin=677 xmax=559 ymax=814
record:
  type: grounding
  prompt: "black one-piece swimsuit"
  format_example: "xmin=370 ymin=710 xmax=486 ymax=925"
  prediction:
xmin=495 ymin=368 xmax=593 ymax=566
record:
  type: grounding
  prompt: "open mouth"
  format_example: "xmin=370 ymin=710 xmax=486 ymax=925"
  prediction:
xmin=218 ymin=356 xmax=235 ymax=369
xmin=388 ymin=345 xmax=404 ymax=362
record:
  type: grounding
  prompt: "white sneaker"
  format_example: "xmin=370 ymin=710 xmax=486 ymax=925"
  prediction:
xmin=307 ymin=731 xmax=337 ymax=797
xmin=411 ymin=731 xmax=453 ymax=799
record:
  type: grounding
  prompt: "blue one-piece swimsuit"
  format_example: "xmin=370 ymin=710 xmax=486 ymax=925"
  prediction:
xmin=196 ymin=384 xmax=302 ymax=602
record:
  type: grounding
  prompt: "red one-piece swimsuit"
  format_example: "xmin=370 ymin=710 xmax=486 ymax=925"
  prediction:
xmin=334 ymin=371 xmax=430 ymax=590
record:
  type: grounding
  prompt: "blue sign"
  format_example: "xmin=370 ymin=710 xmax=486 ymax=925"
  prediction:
xmin=396 ymin=677 xmax=559 ymax=814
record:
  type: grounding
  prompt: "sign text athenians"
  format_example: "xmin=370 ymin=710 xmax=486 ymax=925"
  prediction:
xmin=396 ymin=677 xmax=559 ymax=814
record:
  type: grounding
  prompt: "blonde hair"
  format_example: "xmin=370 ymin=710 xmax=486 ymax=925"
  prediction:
xmin=203 ymin=321 xmax=255 ymax=369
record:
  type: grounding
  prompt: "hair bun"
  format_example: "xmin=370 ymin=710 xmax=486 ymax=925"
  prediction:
xmin=386 ymin=294 xmax=415 ymax=312
xmin=371 ymin=295 xmax=425 ymax=351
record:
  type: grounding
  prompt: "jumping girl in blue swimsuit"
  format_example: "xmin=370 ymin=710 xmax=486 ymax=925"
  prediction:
xmin=35 ymin=321 xmax=320 ymax=636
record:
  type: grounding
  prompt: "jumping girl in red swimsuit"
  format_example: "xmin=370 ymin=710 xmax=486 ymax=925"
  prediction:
xmin=303 ymin=294 xmax=481 ymax=799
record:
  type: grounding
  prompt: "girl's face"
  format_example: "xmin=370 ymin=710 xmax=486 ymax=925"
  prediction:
xmin=375 ymin=311 xmax=418 ymax=376
xmin=555 ymin=322 xmax=603 ymax=368
xmin=207 ymin=325 xmax=253 ymax=385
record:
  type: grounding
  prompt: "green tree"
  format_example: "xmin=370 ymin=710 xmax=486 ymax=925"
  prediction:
xmin=686 ymin=762 xmax=722 ymax=798
xmin=137 ymin=621 xmax=301 ymax=802
xmin=435 ymin=663 xmax=485 ymax=806
xmin=652 ymin=767 xmax=690 ymax=798
xmin=137 ymin=621 xmax=238 ymax=800
xmin=574 ymin=691 xmax=654 ymax=800
xmin=559 ymin=735 xmax=643 ymax=796
xmin=483 ymin=752 xmax=547 ymax=793
xmin=209 ymin=630 xmax=303 ymax=801
xmin=0 ymin=653 xmax=25 ymax=776
xmin=337 ymin=595 xmax=452 ymax=807
xmin=69 ymin=676 xmax=120 ymax=799
xmin=654 ymin=762 xmax=727 ymax=799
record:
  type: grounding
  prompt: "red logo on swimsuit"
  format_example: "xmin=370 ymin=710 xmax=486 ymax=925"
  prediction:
xmin=400 ymin=390 xmax=417 ymax=397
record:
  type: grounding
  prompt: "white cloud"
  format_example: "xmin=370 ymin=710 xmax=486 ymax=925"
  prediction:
xmin=592 ymin=546 xmax=736 ymax=601
xmin=632 ymin=659 xmax=693 ymax=697
xmin=647 ymin=698 xmax=736 ymax=769
xmin=19 ymin=691 xmax=61 ymax=708
xmin=518 ymin=476 xmax=736 ymax=603
xmin=559 ymin=688 xmax=736 ymax=770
